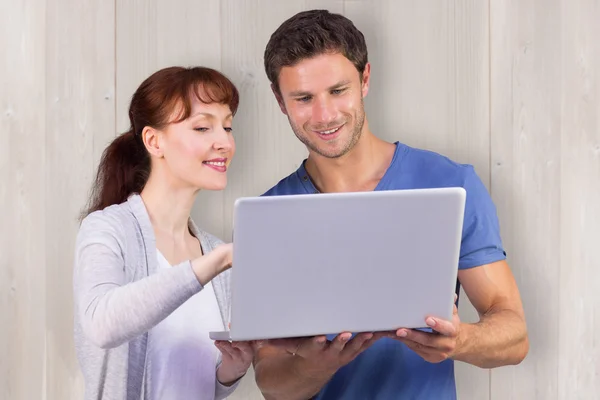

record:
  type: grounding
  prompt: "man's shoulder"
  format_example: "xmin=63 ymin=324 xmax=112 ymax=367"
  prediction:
xmin=262 ymin=168 xmax=305 ymax=196
xmin=399 ymin=142 xmax=478 ymax=187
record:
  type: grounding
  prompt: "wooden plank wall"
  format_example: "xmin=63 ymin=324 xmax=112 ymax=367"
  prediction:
xmin=490 ymin=1 xmax=600 ymax=399
xmin=1 ymin=1 xmax=46 ymax=399
xmin=43 ymin=0 xmax=115 ymax=398
xmin=1 ymin=1 xmax=598 ymax=399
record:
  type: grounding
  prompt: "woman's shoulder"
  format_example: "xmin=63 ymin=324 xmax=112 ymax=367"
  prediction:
xmin=77 ymin=201 xmax=137 ymax=246
xmin=81 ymin=200 xmax=134 ymax=226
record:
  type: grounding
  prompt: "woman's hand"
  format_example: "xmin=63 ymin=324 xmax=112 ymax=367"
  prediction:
xmin=214 ymin=243 xmax=233 ymax=271
xmin=215 ymin=340 xmax=255 ymax=386
xmin=191 ymin=243 xmax=233 ymax=286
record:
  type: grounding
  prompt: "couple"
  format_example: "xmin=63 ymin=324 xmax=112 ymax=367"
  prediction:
xmin=73 ymin=10 xmax=529 ymax=400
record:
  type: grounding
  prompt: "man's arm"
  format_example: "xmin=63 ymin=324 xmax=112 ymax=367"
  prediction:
xmin=253 ymin=333 xmax=380 ymax=400
xmin=395 ymin=260 xmax=529 ymax=368
xmin=452 ymin=259 xmax=529 ymax=367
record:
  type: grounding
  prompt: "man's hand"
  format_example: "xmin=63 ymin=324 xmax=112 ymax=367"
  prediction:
xmin=391 ymin=294 xmax=461 ymax=363
xmin=254 ymin=332 xmax=386 ymax=400
xmin=267 ymin=331 xmax=383 ymax=376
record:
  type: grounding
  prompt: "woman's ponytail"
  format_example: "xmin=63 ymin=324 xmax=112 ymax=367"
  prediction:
xmin=81 ymin=128 xmax=149 ymax=218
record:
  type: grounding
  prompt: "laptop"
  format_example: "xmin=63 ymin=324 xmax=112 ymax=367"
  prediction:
xmin=209 ymin=187 xmax=466 ymax=341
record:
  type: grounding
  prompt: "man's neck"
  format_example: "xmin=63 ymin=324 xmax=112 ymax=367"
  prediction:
xmin=305 ymin=131 xmax=396 ymax=193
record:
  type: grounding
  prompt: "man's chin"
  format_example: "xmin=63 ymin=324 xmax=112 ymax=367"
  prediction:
xmin=309 ymin=142 xmax=351 ymax=159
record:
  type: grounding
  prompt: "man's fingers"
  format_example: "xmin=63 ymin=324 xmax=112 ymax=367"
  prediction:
xmin=266 ymin=337 xmax=298 ymax=349
xmin=266 ymin=337 xmax=305 ymax=354
xmin=293 ymin=335 xmax=327 ymax=357
xmin=264 ymin=335 xmax=327 ymax=357
xmin=395 ymin=329 xmax=456 ymax=354
xmin=398 ymin=338 xmax=451 ymax=363
xmin=399 ymin=338 xmax=423 ymax=353
xmin=304 ymin=335 xmax=328 ymax=350
xmin=355 ymin=332 xmax=383 ymax=354
xmin=395 ymin=329 xmax=437 ymax=347
xmin=327 ymin=332 xmax=353 ymax=353
xmin=343 ymin=332 xmax=374 ymax=355
xmin=398 ymin=338 xmax=437 ymax=357
xmin=425 ymin=317 xmax=457 ymax=336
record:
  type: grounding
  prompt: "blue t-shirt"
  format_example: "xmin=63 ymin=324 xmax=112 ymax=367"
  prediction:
xmin=262 ymin=141 xmax=506 ymax=399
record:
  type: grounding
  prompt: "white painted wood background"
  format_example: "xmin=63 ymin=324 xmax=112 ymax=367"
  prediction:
xmin=1 ymin=0 xmax=598 ymax=399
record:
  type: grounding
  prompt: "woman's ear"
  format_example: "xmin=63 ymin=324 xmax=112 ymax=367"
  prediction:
xmin=141 ymin=126 xmax=164 ymax=158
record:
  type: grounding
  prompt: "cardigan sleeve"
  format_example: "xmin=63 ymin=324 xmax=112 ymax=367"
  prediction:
xmin=73 ymin=212 xmax=203 ymax=349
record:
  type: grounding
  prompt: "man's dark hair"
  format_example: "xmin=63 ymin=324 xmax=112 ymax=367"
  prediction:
xmin=264 ymin=9 xmax=368 ymax=94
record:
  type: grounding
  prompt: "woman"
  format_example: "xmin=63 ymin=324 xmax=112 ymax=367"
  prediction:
xmin=73 ymin=66 xmax=253 ymax=400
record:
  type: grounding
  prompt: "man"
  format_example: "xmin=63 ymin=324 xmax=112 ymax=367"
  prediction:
xmin=253 ymin=9 xmax=529 ymax=400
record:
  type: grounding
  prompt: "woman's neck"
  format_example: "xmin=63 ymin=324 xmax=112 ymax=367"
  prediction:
xmin=140 ymin=170 xmax=198 ymax=241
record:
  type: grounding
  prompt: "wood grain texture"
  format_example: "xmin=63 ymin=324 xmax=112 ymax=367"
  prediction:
xmin=344 ymin=1 xmax=491 ymax=398
xmin=115 ymin=0 xmax=222 ymax=132
xmin=559 ymin=0 xmax=600 ymax=398
xmin=0 ymin=0 xmax=46 ymax=399
xmin=490 ymin=0 xmax=562 ymax=398
xmin=44 ymin=0 xmax=115 ymax=398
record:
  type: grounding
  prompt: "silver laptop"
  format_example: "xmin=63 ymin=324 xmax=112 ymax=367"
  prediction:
xmin=209 ymin=187 xmax=466 ymax=341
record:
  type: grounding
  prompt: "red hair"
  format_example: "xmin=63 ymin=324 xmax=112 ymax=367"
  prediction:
xmin=81 ymin=66 xmax=239 ymax=218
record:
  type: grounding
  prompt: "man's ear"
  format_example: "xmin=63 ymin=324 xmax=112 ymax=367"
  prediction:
xmin=271 ymin=83 xmax=288 ymax=115
xmin=361 ymin=62 xmax=371 ymax=98
xmin=141 ymin=126 xmax=164 ymax=158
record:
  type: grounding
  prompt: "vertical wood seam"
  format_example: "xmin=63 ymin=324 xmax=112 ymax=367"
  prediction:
xmin=43 ymin=0 xmax=49 ymax=398
xmin=114 ymin=0 xmax=117 ymax=140
xmin=220 ymin=0 xmax=226 ymax=233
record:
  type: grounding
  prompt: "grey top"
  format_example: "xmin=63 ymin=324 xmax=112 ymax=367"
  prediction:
xmin=73 ymin=194 xmax=239 ymax=399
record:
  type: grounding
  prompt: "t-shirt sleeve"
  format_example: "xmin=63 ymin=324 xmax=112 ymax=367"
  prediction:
xmin=458 ymin=166 xmax=507 ymax=269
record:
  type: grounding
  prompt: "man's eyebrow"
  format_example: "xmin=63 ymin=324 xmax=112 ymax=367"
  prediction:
xmin=329 ymin=80 xmax=351 ymax=90
xmin=288 ymin=80 xmax=352 ymax=97
xmin=289 ymin=89 xmax=312 ymax=97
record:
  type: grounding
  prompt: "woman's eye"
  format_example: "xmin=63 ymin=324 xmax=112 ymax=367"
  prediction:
xmin=224 ymin=127 xmax=233 ymax=133
xmin=194 ymin=127 xmax=209 ymax=132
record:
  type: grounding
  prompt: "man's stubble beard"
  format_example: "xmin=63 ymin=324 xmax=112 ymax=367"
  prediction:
xmin=288 ymin=99 xmax=366 ymax=159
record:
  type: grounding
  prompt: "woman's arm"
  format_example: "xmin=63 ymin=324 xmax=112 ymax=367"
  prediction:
xmin=73 ymin=214 xmax=230 ymax=349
